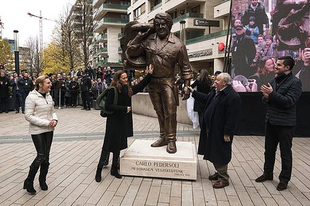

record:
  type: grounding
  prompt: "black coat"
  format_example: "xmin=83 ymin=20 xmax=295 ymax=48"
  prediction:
xmin=103 ymin=74 xmax=151 ymax=152
xmin=263 ymin=72 xmax=302 ymax=126
xmin=191 ymin=79 xmax=211 ymax=112
xmin=192 ymin=85 xmax=242 ymax=164
xmin=0 ymin=76 xmax=10 ymax=98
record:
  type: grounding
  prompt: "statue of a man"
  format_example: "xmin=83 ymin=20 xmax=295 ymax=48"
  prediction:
xmin=126 ymin=13 xmax=193 ymax=153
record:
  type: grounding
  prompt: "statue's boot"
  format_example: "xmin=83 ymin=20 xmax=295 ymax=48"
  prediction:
xmin=166 ymin=140 xmax=177 ymax=154
xmin=151 ymin=137 xmax=167 ymax=147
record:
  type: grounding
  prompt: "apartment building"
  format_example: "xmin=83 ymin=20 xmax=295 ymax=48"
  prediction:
xmin=91 ymin=0 xmax=130 ymax=69
xmin=128 ymin=0 xmax=231 ymax=72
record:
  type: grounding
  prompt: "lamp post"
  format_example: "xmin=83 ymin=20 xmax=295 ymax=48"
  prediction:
xmin=179 ymin=20 xmax=186 ymax=44
xmin=13 ymin=30 xmax=19 ymax=75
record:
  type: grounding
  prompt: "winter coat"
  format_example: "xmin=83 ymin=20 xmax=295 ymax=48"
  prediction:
xmin=10 ymin=77 xmax=25 ymax=94
xmin=242 ymin=2 xmax=269 ymax=34
xmin=192 ymin=85 xmax=242 ymax=164
xmin=191 ymin=79 xmax=212 ymax=112
xmin=0 ymin=76 xmax=10 ymax=98
xmin=103 ymin=74 xmax=151 ymax=152
xmin=24 ymin=90 xmax=58 ymax=135
xmin=263 ymin=72 xmax=302 ymax=126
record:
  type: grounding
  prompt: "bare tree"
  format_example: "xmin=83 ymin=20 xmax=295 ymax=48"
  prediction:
xmin=53 ymin=4 xmax=83 ymax=70
xmin=25 ymin=36 xmax=41 ymax=75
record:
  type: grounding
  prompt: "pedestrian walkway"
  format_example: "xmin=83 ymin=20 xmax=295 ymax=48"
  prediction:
xmin=0 ymin=108 xmax=310 ymax=206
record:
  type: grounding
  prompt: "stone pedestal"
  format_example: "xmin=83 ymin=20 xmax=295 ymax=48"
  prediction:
xmin=120 ymin=140 xmax=197 ymax=180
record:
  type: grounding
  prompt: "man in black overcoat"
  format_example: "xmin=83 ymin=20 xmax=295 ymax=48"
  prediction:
xmin=189 ymin=73 xmax=242 ymax=189
xmin=256 ymin=56 xmax=302 ymax=191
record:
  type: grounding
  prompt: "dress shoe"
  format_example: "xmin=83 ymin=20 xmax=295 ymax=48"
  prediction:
xmin=166 ymin=141 xmax=177 ymax=153
xmin=276 ymin=181 xmax=288 ymax=191
xmin=151 ymin=138 xmax=167 ymax=147
xmin=15 ymin=110 xmax=20 ymax=114
xmin=208 ymin=173 xmax=219 ymax=181
xmin=22 ymin=111 xmax=25 ymax=114
xmin=213 ymin=180 xmax=229 ymax=189
xmin=255 ymin=173 xmax=273 ymax=182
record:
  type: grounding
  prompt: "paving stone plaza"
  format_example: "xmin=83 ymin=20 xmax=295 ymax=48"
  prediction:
xmin=1 ymin=108 xmax=310 ymax=206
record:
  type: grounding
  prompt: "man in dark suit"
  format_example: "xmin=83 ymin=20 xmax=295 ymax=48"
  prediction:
xmin=256 ymin=56 xmax=302 ymax=191
xmin=80 ymin=72 xmax=92 ymax=110
xmin=189 ymin=73 xmax=242 ymax=189
xmin=10 ymin=72 xmax=25 ymax=113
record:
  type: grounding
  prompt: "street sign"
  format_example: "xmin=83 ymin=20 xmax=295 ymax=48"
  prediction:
xmin=194 ymin=19 xmax=220 ymax=27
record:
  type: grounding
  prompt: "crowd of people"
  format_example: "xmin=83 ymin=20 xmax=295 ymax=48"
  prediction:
xmin=231 ymin=0 xmax=310 ymax=92
xmin=0 ymin=65 xmax=144 ymax=113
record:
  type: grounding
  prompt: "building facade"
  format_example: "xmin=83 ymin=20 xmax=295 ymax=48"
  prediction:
xmin=127 ymin=0 xmax=231 ymax=73
xmin=91 ymin=0 xmax=130 ymax=69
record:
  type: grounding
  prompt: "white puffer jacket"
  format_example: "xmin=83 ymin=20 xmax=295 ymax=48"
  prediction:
xmin=25 ymin=90 xmax=58 ymax=135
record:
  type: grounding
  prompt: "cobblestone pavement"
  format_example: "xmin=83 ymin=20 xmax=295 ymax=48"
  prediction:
xmin=0 ymin=108 xmax=310 ymax=206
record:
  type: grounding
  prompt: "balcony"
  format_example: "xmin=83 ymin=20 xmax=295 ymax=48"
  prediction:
xmin=151 ymin=3 xmax=162 ymax=11
xmin=118 ymin=33 xmax=124 ymax=39
xmin=164 ymin=0 xmax=205 ymax=13
xmin=94 ymin=3 xmax=129 ymax=20
xmin=96 ymin=47 xmax=108 ymax=55
xmin=186 ymin=29 xmax=228 ymax=45
xmin=98 ymin=33 xmax=108 ymax=42
xmin=93 ymin=0 xmax=104 ymax=8
xmin=214 ymin=0 xmax=230 ymax=18
xmin=71 ymin=11 xmax=82 ymax=17
xmin=173 ymin=13 xmax=203 ymax=23
xmin=94 ymin=18 xmax=129 ymax=32
xmin=171 ymin=13 xmax=205 ymax=33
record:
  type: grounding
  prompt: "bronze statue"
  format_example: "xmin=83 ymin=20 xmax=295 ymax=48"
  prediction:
xmin=125 ymin=13 xmax=193 ymax=153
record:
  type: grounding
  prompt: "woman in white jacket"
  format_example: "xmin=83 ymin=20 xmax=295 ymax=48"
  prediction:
xmin=23 ymin=75 xmax=58 ymax=195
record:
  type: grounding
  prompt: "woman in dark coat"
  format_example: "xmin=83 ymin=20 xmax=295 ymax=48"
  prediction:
xmin=95 ymin=66 xmax=153 ymax=181
xmin=190 ymin=69 xmax=212 ymax=128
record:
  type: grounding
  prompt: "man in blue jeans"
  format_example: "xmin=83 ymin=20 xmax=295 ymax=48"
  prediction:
xmin=256 ymin=56 xmax=302 ymax=191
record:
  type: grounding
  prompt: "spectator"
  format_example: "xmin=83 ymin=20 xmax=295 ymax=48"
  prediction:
xmin=10 ymin=72 xmax=25 ymax=113
xmin=80 ymin=72 xmax=92 ymax=110
xmin=0 ymin=70 xmax=10 ymax=113
xmin=69 ymin=76 xmax=79 ymax=107
xmin=249 ymin=57 xmax=276 ymax=88
xmin=232 ymin=25 xmax=256 ymax=78
xmin=242 ymin=0 xmax=269 ymax=35
xmin=245 ymin=16 xmax=260 ymax=43
xmin=190 ymin=69 xmax=212 ymax=128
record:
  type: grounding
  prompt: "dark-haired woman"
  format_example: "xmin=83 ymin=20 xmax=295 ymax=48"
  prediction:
xmin=95 ymin=65 xmax=153 ymax=182
xmin=191 ymin=69 xmax=212 ymax=128
xmin=24 ymin=75 xmax=58 ymax=195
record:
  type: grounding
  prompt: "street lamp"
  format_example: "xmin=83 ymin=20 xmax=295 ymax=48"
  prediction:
xmin=13 ymin=30 xmax=19 ymax=75
xmin=179 ymin=20 xmax=186 ymax=44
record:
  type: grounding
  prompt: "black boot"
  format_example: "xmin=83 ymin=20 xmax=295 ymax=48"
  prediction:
xmin=39 ymin=162 xmax=49 ymax=190
xmin=111 ymin=151 xmax=122 ymax=179
xmin=95 ymin=163 xmax=103 ymax=182
xmin=23 ymin=165 xmax=39 ymax=195
xmin=111 ymin=166 xmax=122 ymax=179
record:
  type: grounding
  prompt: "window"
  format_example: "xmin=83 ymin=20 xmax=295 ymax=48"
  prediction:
xmin=134 ymin=3 xmax=146 ymax=18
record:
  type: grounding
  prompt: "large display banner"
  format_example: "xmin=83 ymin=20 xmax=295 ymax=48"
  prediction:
xmin=231 ymin=0 xmax=310 ymax=92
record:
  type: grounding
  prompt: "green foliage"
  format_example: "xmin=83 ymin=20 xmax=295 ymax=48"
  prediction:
xmin=41 ymin=40 xmax=70 ymax=74
xmin=0 ymin=39 xmax=14 ymax=71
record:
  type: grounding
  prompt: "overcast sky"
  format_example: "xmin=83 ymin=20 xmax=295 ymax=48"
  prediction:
xmin=0 ymin=0 xmax=75 ymax=47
